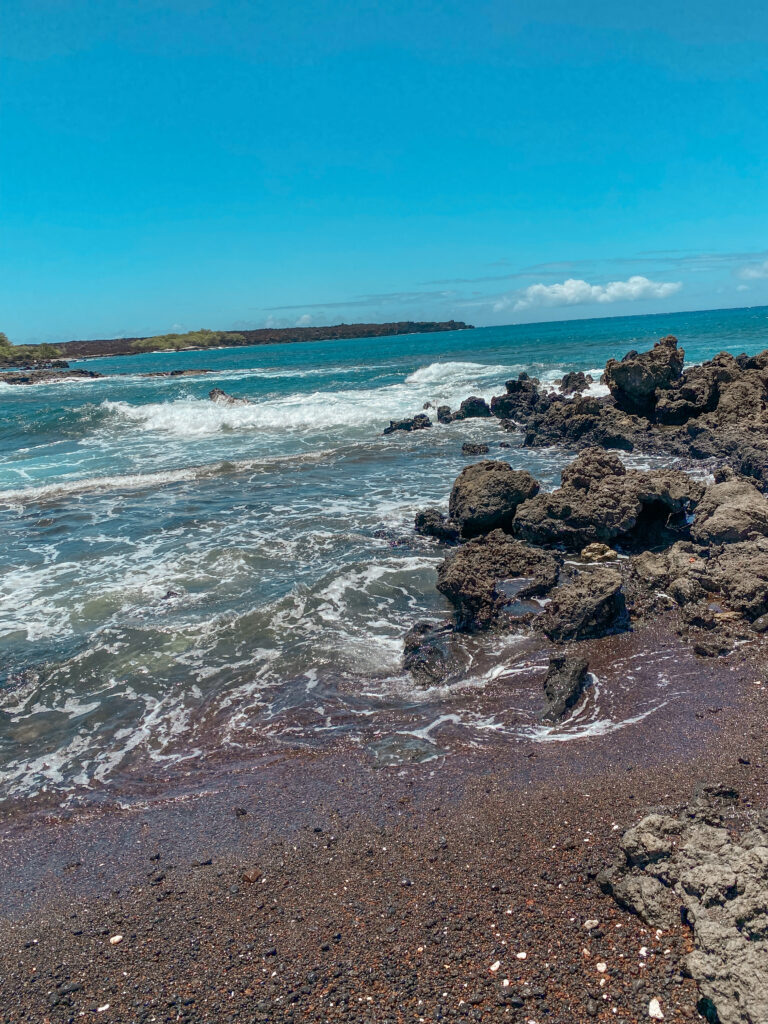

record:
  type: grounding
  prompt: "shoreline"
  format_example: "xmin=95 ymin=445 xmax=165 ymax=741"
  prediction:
xmin=1 ymin=617 xmax=765 ymax=1022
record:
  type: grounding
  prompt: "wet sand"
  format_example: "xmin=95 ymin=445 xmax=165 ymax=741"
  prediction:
xmin=1 ymin=620 xmax=767 ymax=1022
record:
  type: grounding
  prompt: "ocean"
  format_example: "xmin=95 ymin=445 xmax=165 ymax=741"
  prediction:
xmin=1 ymin=305 xmax=767 ymax=804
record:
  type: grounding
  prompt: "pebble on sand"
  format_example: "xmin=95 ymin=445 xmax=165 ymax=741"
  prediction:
xmin=648 ymin=997 xmax=664 ymax=1019
xmin=109 ymin=935 xmax=123 ymax=945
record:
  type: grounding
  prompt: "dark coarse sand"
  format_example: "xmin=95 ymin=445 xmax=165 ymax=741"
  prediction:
xmin=1 ymin=622 xmax=767 ymax=1023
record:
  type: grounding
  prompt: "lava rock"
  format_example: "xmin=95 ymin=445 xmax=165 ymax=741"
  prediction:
xmin=603 ymin=335 xmax=684 ymax=415
xmin=536 ymin=570 xmax=628 ymax=641
xmin=559 ymin=371 xmax=593 ymax=395
xmin=461 ymin=442 xmax=490 ymax=456
xmin=402 ymin=621 xmax=470 ymax=686
xmin=414 ymin=508 xmax=460 ymax=544
xmin=690 ymin=479 xmax=768 ymax=544
xmin=542 ymin=655 xmax=590 ymax=721
xmin=448 ymin=461 xmax=540 ymax=538
xmin=437 ymin=529 xmax=560 ymax=631
xmin=452 ymin=396 xmax=491 ymax=420
xmin=383 ymin=413 xmax=432 ymax=435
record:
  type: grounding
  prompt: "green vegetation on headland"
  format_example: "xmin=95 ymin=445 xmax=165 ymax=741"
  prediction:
xmin=130 ymin=329 xmax=247 ymax=352
xmin=0 ymin=332 xmax=63 ymax=366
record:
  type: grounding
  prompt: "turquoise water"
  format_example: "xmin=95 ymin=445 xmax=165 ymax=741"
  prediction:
xmin=1 ymin=305 xmax=766 ymax=800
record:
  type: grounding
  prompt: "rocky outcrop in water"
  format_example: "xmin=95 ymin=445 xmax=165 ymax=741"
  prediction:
xmin=598 ymin=786 xmax=768 ymax=1024
xmin=541 ymin=655 xmax=589 ymax=721
xmin=461 ymin=442 xmax=489 ymax=456
xmin=490 ymin=374 xmax=551 ymax=422
xmin=448 ymin=461 xmax=539 ymax=539
xmin=603 ymin=335 xmax=685 ymax=415
xmin=209 ymin=388 xmax=252 ymax=404
xmin=383 ymin=413 xmax=432 ymax=434
xmin=436 ymin=529 xmax=559 ymax=631
xmin=536 ymin=569 xmax=628 ymax=641
xmin=452 ymin=396 xmax=491 ymax=420
xmin=402 ymin=621 xmax=471 ymax=686
xmin=0 ymin=369 xmax=104 ymax=385
xmin=414 ymin=508 xmax=460 ymax=544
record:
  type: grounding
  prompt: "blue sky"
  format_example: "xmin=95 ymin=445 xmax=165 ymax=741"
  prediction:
xmin=2 ymin=0 xmax=767 ymax=343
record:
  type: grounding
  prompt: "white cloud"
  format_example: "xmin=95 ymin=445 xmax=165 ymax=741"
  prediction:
xmin=737 ymin=284 xmax=750 ymax=292
xmin=739 ymin=260 xmax=768 ymax=280
xmin=295 ymin=313 xmax=312 ymax=326
xmin=494 ymin=275 xmax=683 ymax=313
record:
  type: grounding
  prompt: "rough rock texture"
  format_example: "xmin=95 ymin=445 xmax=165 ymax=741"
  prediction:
xmin=436 ymin=529 xmax=559 ymax=631
xmin=559 ymin=371 xmax=593 ymax=395
xmin=452 ymin=396 xmax=491 ymax=420
xmin=524 ymin=395 xmax=648 ymax=452
xmin=580 ymin=542 xmax=617 ymax=563
xmin=448 ymin=460 xmax=540 ymax=539
xmin=541 ymin=655 xmax=590 ymax=721
xmin=536 ymin=570 xmax=628 ymax=641
xmin=0 ymin=368 xmax=104 ymax=385
xmin=514 ymin=458 xmax=704 ymax=551
xmin=603 ymin=335 xmax=684 ymax=415
xmin=383 ymin=413 xmax=432 ymax=435
xmin=490 ymin=374 xmax=551 ymax=422
xmin=598 ymin=789 xmax=768 ymax=1024
xmin=633 ymin=537 xmax=768 ymax=625
xmin=461 ymin=442 xmax=489 ymax=456
xmin=436 ymin=404 xmax=452 ymax=424
xmin=690 ymin=479 xmax=768 ymax=544
xmin=402 ymin=621 xmax=470 ymax=686
xmin=413 ymin=508 xmax=460 ymax=544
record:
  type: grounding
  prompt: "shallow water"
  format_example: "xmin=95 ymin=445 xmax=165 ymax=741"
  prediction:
xmin=1 ymin=306 xmax=767 ymax=801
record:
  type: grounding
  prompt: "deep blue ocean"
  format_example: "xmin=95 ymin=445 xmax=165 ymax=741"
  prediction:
xmin=1 ymin=305 xmax=767 ymax=801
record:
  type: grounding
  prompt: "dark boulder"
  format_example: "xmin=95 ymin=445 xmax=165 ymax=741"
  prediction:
xmin=542 ymin=655 xmax=590 ymax=721
xmin=437 ymin=404 xmax=452 ymax=424
xmin=461 ymin=442 xmax=490 ymax=456
xmin=603 ymin=335 xmax=684 ymax=415
xmin=559 ymin=371 xmax=593 ymax=395
xmin=536 ymin=570 xmax=628 ymax=641
xmin=414 ymin=508 xmax=460 ymax=544
xmin=490 ymin=374 xmax=550 ymax=422
xmin=402 ymin=621 xmax=470 ymax=686
xmin=436 ymin=529 xmax=559 ymax=631
xmin=452 ymin=396 xmax=491 ymax=420
xmin=383 ymin=413 xmax=432 ymax=435
xmin=448 ymin=460 xmax=540 ymax=538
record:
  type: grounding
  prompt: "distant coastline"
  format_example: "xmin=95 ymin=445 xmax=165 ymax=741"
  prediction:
xmin=54 ymin=320 xmax=473 ymax=361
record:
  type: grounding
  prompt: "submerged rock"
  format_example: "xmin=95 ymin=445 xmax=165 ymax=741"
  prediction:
xmin=209 ymin=388 xmax=251 ymax=404
xmin=448 ymin=460 xmax=539 ymax=538
xmin=536 ymin=570 xmax=628 ymax=641
xmin=542 ymin=655 xmax=590 ymax=721
xmin=461 ymin=442 xmax=490 ymax=455
xmin=383 ymin=413 xmax=432 ymax=434
xmin=598 ymin=790 xmax=768 ymax=1024
xmin=437 ymin=529 xmax=559 ymax=631
xmin=402 ymin=621 xmax=470 ymax=686
xmin=603 ymin=335 xmax=684 ymax=415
